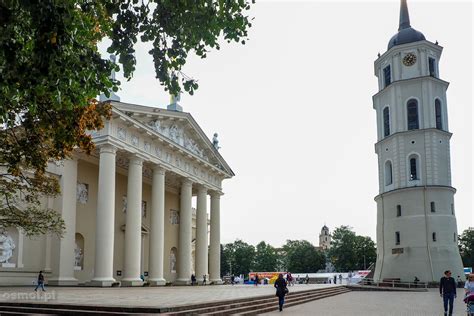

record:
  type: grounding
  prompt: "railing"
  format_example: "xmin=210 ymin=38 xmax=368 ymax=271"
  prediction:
xmin=358 ymin=277 xmax=428 ymax=289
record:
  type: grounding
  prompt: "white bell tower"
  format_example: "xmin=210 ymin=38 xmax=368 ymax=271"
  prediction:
xmin=373 ymin=0 xmax=464 ymax=282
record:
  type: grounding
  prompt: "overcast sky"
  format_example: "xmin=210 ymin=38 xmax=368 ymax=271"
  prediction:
xmin=106 ymin=0 xmax=473 ymax=247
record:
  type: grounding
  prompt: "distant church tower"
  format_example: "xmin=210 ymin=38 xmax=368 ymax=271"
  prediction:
xmin=319 ymin=225 xmax=331 ymax=250
xmin=373 ymin=0 xmax=464 ymax=282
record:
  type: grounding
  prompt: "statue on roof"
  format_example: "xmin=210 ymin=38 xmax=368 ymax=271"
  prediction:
xmin=212 ymin=133 xmax=220 ymax=150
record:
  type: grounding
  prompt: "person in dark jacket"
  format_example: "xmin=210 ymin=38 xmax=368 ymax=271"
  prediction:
xmin=34 ymin=271 xmax=45 ymax=291
xmin=274 ymin=273 xmax=288 ymax=312
xmin=254 ymin=274 xmax=259 ymax=286
xmin=440 ymin=270 xmax=457 ymax=316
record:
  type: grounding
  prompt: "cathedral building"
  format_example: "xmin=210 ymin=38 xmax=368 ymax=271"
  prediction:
xmin=373 ymin=0 xmax=464 ymax=282
xmin=0 ymin=97 xmax=234 ymax=286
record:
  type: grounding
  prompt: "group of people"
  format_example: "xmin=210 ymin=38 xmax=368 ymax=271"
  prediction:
xmin=190 ymin=274 xmax=207 ymax=286
xmin=439 ymin=270 xmax=474 ymax=316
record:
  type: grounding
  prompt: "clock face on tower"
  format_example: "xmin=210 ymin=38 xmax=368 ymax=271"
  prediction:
xmin=403 ymin=53 xmax=417 ymax=66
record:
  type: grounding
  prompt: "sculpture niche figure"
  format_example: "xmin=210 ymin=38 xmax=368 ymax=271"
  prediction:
xmin=0 ymin=232 xmax=16 ymax=264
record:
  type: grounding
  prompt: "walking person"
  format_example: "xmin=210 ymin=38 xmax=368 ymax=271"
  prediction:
xmin=191 ymin=274 xmax=196 ymax=286
xmin=338 ymin=274 xmax=343 ymax=284
xmin=274 ymin=273 xmax=288 ymax=312
xmin=202 ymin=274 xmax=207 ymax=285
xmin=333 ymin=275 xmax=337 ymax=285
xmin=34 ymin=271 xmax=45 ymax=291
xmin=440 ymin=270 xmax=457 ymax=316
xmin=231 ymin=275 xmax=235 ymax=285
xmin=305 ymin=274 xmax=309 ymax=285
xmin=254 ymin=273 xmax=259 ymax=286
xmin=464 ymin=274 xmax=474 ymax=300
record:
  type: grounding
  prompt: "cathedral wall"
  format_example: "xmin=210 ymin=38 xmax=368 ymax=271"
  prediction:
xmin=163 ymin=191 xmax=180 ymax=282
xmin=75 ymin=160 xmax=99 ymax=283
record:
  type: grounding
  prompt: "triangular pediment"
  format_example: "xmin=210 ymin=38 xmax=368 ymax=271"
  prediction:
xmin=110 ymin=101 xmax=233 ymax=177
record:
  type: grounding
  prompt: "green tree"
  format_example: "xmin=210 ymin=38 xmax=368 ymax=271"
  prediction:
xmin=282 ymin=240 xmax=325 ymax=273
xmin=253 ymin=241 xmax=278 ymax=272
xmin=0 ymin=1 xmax=254 ymax=236
xmin=328 ymin=226 xmax=376 ymax=271
xmin=222 ymin=240 xmax=255 ymax=276
xmin=459 ymin=228 xmax=474 ymax=269
xmin=220 ymin=244 xmax=230 ymax=277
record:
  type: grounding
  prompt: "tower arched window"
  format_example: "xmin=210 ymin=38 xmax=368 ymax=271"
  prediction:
xmin=435 ymin=99 xmax=443 ymax=130
xmin=385 ymin=161 xmax=393 ymax=186
xmin=383 ymin=107 xmax=390 ymax=137
xmin=408 ymin=155 xmax=419 ymax=181
xmin=407 ymin=99 xmax=419 ymax=130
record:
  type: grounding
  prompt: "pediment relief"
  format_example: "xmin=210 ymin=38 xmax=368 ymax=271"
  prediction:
xmin=109 ymin=102 xmax=233 ymax=178
xmin=146 ymin=119 xmax=209 ymax=161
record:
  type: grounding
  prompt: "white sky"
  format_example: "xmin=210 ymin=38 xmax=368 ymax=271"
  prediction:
xmin=107 ymin=0 xmax=473 ymax=247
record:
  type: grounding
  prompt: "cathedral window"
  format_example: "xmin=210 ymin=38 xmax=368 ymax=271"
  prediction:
xmin=385 ymin=161 xmax=393 ymax=186
xmin=429 ymin=57 xmax=437 ymax=77
xmin=396 ymin=205 xmax=401 ymax=217
xmin=383 ymin=65 xmax=391 ymax=88
xmin=432 ymin=232 xmax=437 ymax=242
xmin=383 ymin=107 xmax=390 ymax=137
xmin=409 ymin=156 xmax=419 ymax=181
xmin=435 ymin=99 xmax=443 ymax=130
xmin=430 ymin=202 xmax=436 ymax=213
xmin=407 ymin=99 xmax=419 ymax=130
xmin=395 ymin=232 xmax=400 ymax=245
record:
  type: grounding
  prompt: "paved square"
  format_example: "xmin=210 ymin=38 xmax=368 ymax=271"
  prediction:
xmin=0 ymin=284 xmax=333 ymax=308
xmin=265 ymin=288 xmax=468 ymax=316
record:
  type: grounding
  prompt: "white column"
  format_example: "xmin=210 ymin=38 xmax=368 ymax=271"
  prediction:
xmin=122 ymin=156 xmax=144 ymax=286
xmin=49 ymin=158 xmax=78 ymax=285
xmin=176 ymin=178 xmax=193 ymax=285
xmin=148 ymin=166 xmax=166 ymax=286
xmin=90 ymin=145 xmax=117 ymax=287
xmin=195 ymin=186 xmax=208 ymax=283
xmin=209 ymin=192 xmax=222 ymax=284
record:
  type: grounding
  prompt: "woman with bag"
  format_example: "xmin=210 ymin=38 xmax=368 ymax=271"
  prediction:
xmin=274 ymin=273 xmax=288 ymax=312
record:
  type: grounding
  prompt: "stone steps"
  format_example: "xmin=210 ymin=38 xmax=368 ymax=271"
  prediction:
xmin=0 ymin=286 xmax=350 ymax=315
xmin=164 ymin=286 xmax=350 ymax=315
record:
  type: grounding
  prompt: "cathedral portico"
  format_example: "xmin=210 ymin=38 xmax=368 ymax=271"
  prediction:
xmin=0 ymin=101 xmax=234 ymax=287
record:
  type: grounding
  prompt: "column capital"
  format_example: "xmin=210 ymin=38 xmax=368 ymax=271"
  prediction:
xmin=209 ymin=191 xmax=223 ymax=198
xmin=181 ymin=178 xmax=193 ymax=187
xmin=99 ymin=144 xmax=117 ymax=155
xmin=128 ymin=155 xmax=144 ymax=166
xmin=196 ymin=184 xmax=208 ymax=194
xmin=152 ymin=165 xmax=166 ymax=175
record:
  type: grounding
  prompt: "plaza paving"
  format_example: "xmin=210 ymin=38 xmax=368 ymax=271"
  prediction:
xmin=0 ymin=284 xmax=333 ymax=308
xmin=0 ymin=284 xmax=468 ymax=315
xmin=266 ymin=288 xmax=468 ymax=316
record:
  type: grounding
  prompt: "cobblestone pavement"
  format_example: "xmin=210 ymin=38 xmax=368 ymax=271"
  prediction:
xmin=0 ymin=284 xmax=333 ymax=308
xmin=265 ymin=288 xmax=467 ymax=316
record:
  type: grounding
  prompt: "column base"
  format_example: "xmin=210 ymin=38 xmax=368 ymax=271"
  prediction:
xmin=174 ymin=278 xmax=191 ymax=286
xmin=148 ymin=278 xmax=167 ymax=286
xmin=121 ymin=279 xmax=144 ymax=287
xmin=87 ymin=278 xmax=117 ymax=287
xmin=48 ymin=277 xmax=78 ymax=286
xmin=210 ymin=279 xmax=223 ymax=285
